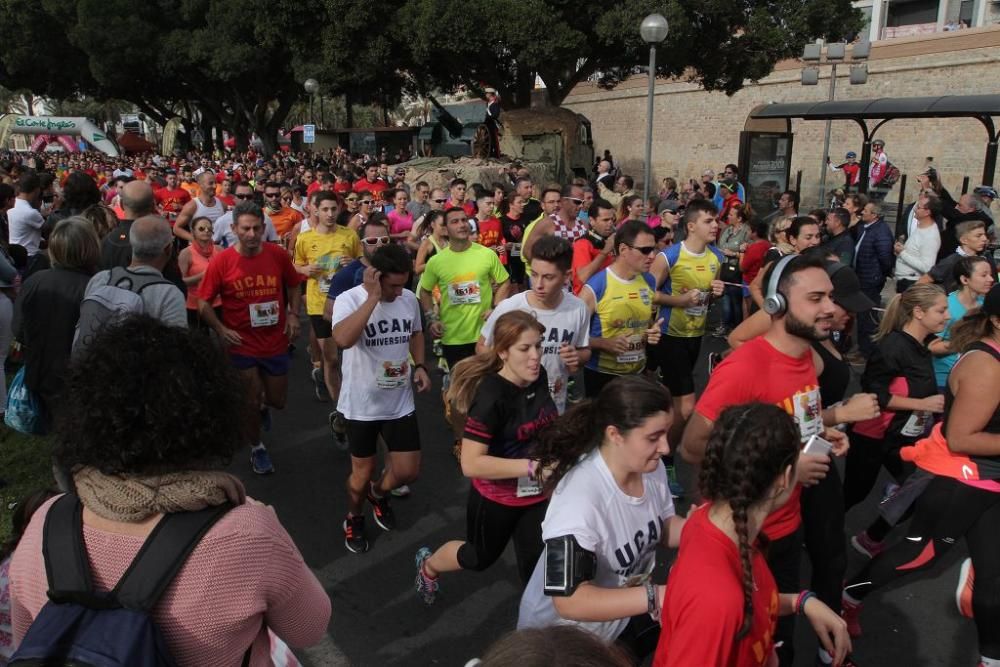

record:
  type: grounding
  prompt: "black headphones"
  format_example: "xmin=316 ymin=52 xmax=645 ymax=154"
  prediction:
xmin=763 ymin=254 xmax=798 ymax=316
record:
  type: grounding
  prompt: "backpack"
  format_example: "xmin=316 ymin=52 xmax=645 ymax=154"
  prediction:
xmin=73 ymin=267 xmax=172 ymax=355
xmin=9 ymin=494 xmax=244 ymax=667
xmin=881 ymin=162 xmax=901 ymax=188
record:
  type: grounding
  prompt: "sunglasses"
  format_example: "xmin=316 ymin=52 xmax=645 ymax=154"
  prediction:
xmin=264 ymin=192 xmax=280 ymax=198
xmin=345 ymin=197 xmax=359 ymax=202
xmin=234 ymin=194 xmax=253 ymax=200
xmin=360 ymin=200 xmax=373 ymax=205
xmin=194 ymin=226 xmax=213 ymax=233
xmin=564 ymin=197 xmax=583 ymax=205
xmin=628 ymin=244 xmax=657 ymax=255
xmin=362 ymin=236 xmax=391 ymax=247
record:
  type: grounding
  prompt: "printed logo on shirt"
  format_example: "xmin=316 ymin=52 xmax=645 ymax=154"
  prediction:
xmin=540 ymin=327 xmax=575 ymax=356
xmin=232 ymin=274 xmax=279 ymax=299
xmin=363 ymin=317 xmax=414 ymax=347
xmin=612 ymin=519 xmax=660 ymax=578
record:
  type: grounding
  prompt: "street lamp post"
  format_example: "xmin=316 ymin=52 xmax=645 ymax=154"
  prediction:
xmin=304 ymin=78 xmax=319 ymax=126
xmin=640 ymin=13 xmax=669 ymax=203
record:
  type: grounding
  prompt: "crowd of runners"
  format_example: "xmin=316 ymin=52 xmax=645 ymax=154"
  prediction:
xmin=1 ymin=144 xmax=1000 ymax=667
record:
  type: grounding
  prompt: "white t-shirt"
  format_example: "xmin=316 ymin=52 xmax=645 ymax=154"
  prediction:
xmin=480 ymin=291 xmax=589 ymax=413
xmin=517 ymin=451 xmax=674 ymax=642
xmin=213 ymin=211 xmax=279 ymax=247
xmin=331 ymin=284 xmax=422 ymax=421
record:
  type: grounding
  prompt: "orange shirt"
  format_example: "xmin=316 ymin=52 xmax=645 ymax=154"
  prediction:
xmin=180 ymin=181 xmax=200 ymax=199
xmin=269 ymin=206 xmax=305 ymax=237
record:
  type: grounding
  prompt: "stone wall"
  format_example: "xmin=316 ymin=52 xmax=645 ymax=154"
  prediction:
xmin=562 ymin=26 xmax=1000 ymax=209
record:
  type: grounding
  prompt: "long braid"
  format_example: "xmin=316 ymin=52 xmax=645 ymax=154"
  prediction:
xmin=700 ymin=403 xmax=800 ymax=643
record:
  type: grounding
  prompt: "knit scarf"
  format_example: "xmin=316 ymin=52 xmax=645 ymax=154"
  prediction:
xmin=73 ymin=466 xmax=246 ymax=523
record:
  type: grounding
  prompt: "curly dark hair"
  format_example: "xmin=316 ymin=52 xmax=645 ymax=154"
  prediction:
xmin=699 ymin=403 xmax=800 ymax=639
xmin=533 ymin=375 xmax=672 ymax=493
xmin=61 ymin=171 xmax=102 ymax=211
xmin=54 ymin=315 xmax=251 ymax=475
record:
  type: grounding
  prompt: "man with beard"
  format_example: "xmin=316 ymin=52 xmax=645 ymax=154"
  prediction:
xmin=680 ymin=253 xmax=849 ymax=667
xmin=154 ymin=169 xmax=191 ymax=224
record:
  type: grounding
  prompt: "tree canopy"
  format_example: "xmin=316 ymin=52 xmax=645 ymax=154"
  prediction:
xmin=0 ymin=0 xmax=861 ymax=153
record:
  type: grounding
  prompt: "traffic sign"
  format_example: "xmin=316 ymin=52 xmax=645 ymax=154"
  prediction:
xmin=303 ymin=124 xmax=316 ymax=144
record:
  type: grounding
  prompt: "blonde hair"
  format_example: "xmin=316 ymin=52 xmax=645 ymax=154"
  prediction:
xmin=49 ymin=216 xmax=100 ymax=273
xmin=874 ymin=283 xmax=945 ymax=342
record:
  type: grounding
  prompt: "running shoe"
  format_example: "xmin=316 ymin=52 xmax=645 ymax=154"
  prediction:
xmin=250 ymin=445 xmax=274 ymax=475
xmin=368 ymin=485 xmax=396 ymax=531
xmin=311 ymin=366 xmax=328 ymax=402
xmin=710 ymin=324 xmax=729 ymax=338
xmin=956 ymin=557 xmax=974 ymax=619
xmin=415 ymin=547 xmax=439 ymax=605
xmin=259 ymin=406 xmax=272 ymax=432
xmin=850 ymin=531 xmax=886 ymax=559
xmin=390 ymin=484 xmax=411 ymax=498
xmin=343 ymin=515 xmax=369 ymax=554
xmin=666 ymin=465 xmax=684 ymax=499
xmin=328 ymin=410 xmax=348 ymax=451
xmin=841 ymin=595 xmax=863 ymax=637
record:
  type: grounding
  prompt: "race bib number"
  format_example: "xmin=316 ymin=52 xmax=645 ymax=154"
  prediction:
xmin=683 ymin=290 xmax=709 ymax=317
xmin=791 ymin=386 xmax=823 ymax=440
xmin=616 ymin=334 xmax=644 ymax=365
xmin=901 ymin=410 xmax=931 ymax=438
xmin=448 ymin=280 xmax=481 ymax=305
xmin=377 ymin=359 xmax=409 ymax=390
xmin=516 ymin=475 xmax=542 ymax=498
xmin=249 ymin=301 xmax=280 ymax=328
xmin=318 ymin=275 xmax=333 ymax=294
xmin=511 ymin=243 xmax=522 ymax=258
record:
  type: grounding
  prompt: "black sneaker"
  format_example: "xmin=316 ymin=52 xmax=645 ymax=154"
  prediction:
xmin=367 ymin=487 xmax=396 ymax=531
xmin=328 ymin=410 xmax=348 ymax=451
xmin=311 ymin=367 xmax=328 ymax=402
xmin=343 ymin=515 xmax=369 ymax=553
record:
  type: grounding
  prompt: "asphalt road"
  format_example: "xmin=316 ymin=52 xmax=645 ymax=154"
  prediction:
xmin=229 ymin=324 xmax=979 ymax=667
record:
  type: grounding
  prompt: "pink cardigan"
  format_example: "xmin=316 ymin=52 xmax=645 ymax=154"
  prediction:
xmin=11 ymin=496 xmax=330 ymax=666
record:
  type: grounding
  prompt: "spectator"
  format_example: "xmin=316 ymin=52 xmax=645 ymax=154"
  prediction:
xmin=9 ymin=316 xmax=331 ymax=666
xmin=940 ymin=193 xmax=993 ymax=260
xmin=893 ymin=195 xmax=943 ymax=293
xmin=712 ymin=164 xmax=745 ymax=211
xmin=921 ymin=219 xmax=995 ymax=293
xmin=8 ymin=173 xmax=44 ymax=261
xmin=12 ymin=217 xmax=100 ymax=428
xmin=764 ymin=190 xmax=799 ymax=227
xmin=853 ymin=201 xmax=895 ymax=355
xmin=101 ymin=180 xmax=156 ymax=270
xmin=823 ymin=207 xmax=856 ymax=266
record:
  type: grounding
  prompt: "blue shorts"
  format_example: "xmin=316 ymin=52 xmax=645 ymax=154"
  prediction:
xmin=230 ymin=352 xmax=291 ymax=377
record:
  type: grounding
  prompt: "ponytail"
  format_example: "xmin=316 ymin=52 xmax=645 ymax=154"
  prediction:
xmin=873 ymin=283 xmax=945 ymax=342
xmin=447 ymin=352 xmax=503 ymax=417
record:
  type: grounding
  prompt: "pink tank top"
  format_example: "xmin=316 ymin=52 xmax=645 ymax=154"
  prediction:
xmin=185 ymin=244 xmax=221 ymax=310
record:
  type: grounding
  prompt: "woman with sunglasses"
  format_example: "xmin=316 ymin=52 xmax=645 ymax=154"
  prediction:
xmin=178 ymin=216 xmax=222 ymax=328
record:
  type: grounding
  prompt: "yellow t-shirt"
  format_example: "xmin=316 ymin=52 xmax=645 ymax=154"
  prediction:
xmin=293 ymin=226 xmax=361 ymax=315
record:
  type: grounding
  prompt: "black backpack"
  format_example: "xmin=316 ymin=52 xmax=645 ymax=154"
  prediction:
xmin=10 ymin=494 xmax=247 ymax=667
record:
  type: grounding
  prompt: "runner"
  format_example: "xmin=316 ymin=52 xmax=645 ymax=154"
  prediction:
xmin=331 ymin=244 xmax=430 ymax=554
xmin=174 ymin=170 xmax=227 ymax=243
xmin=842 ymin=285 xmax=1000 ymax=667
xmin=650 ymin=199 xmax=725 ymax=446
xmin=655 ymin=403 xmax=850 ymax=667
xmin=417 ymin=207 xmax=510 ymax=372
xmin=414 ymin=311 xmax=558 ymax=604
xmin=178 ymin=216 xmax=222 ymax=328
xmin=517 ymin=376 xmax=683 ymax=661
xmin=480 ymin=236 xmax=590 ymax=413
xmin=580 ymin=220 xmax=662 ymax=398
xmin=446 ymin=178 xmax=476 ymax=217
xmin=197 ymin=200 xmax=304 ymax=475
xmin=212 ymin=182 xmax=280 ymax=248
xmin=154 ymin=168 xmax=191 ymax=224
xmin=571 ymin=197 xmax=615 ymax=294
xmin=680 ymin=253 xmax=850 ymax=666
xmin=293 ymin=191 xmax=361 ymax=418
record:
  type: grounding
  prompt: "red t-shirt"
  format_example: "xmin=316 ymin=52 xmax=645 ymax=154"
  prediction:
xmin=155 ymin=187 xmax=192 ymax=222
xmin=333 ymin=181 xmax=352 ymax=195
xmin=655 ymin=507 xmax=778 ymax=667
xmin=740 ymin=240 xmax=771 ymax=285
xmin=476 ymin=217 xmax=506 ymax=264
xmin=352 ymin=178 xmax=388 ymax=196
xmin=447 ymin=199 xmax=476 ymax=217
xmin=571 ymin=235 xmax=612 ymax=294
xmin=694 ymin=336 xmax=823 ymax=540
xmin=307 ymin=181 xmax=323 ymax=196
xmin=198 ymin=245 xmax=304 ymax=358
xmin=217 ymin=193 xmax=235 ymax=208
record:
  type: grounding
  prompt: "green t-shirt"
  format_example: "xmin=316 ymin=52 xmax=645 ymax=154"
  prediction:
xmin=418 ymin=243 xmax=510 ymax=345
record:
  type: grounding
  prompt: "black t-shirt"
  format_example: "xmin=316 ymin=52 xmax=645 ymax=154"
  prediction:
xmin=464 ymin=369 xmax=558 ymax=459
xmin=501 ymin=215 xmax=526 ymax=245
xmin=521 ymin=199 xmax=542 ymax=225
xmin=859 ymin=330 xmax=938 ymax=441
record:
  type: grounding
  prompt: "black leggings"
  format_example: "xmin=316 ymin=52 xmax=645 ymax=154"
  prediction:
xmin=844 ymin=430 xmax=909 ymax=510
xmin=844 ymin=476 xmax=1000 ymax=657
xmin=801 ymin=464 xmax=847 ymax=614
xmin=766 ymin=528 xmax=802 ymax=667
xmin=456 ymin=485 xmax=548 ymax=584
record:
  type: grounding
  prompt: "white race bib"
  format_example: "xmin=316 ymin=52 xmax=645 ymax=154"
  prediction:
xmin=511 ymin=243 xmax=522 ymax=258
xmin=318 ymin=275 xmax=333 ymax=294
xmin=448 ymin=280 xmax=481 ymax=305
xmin=249 ymin=301 xmax=280 ymax=328
xmin=376 ymin=359 xmax=409 ymax=390
xmin=616 ymin=334 xmax=644 ymax=365
xmin=791 ymin=386 xmax=823 ymax=440
xmin=516 ymin=475 xmax=542 ymax=497
xmin=683 ymin=290 xmax=709 ymax=317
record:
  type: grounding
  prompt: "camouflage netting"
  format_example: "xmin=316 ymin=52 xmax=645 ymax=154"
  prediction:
xmin=392 ymin=156 xmax=555 ymax=191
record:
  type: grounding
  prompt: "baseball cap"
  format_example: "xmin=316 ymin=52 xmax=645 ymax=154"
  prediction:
xmin=827 ymin=262 xmax=875 ymax=313
xmin=658 ymin=200 xmax=681 ymax=214
xmin=845 ymin=151 xmax=857 ymax=159
xmin=984 ymin=284 xmax=1000 ymax=316
xmin=974 ymin=185 xmax=998 ymax=200
xmin=872 ymin=139 xmax=885 ymax=147
xmin=720 ymin=178 xmax=737 ymax=193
